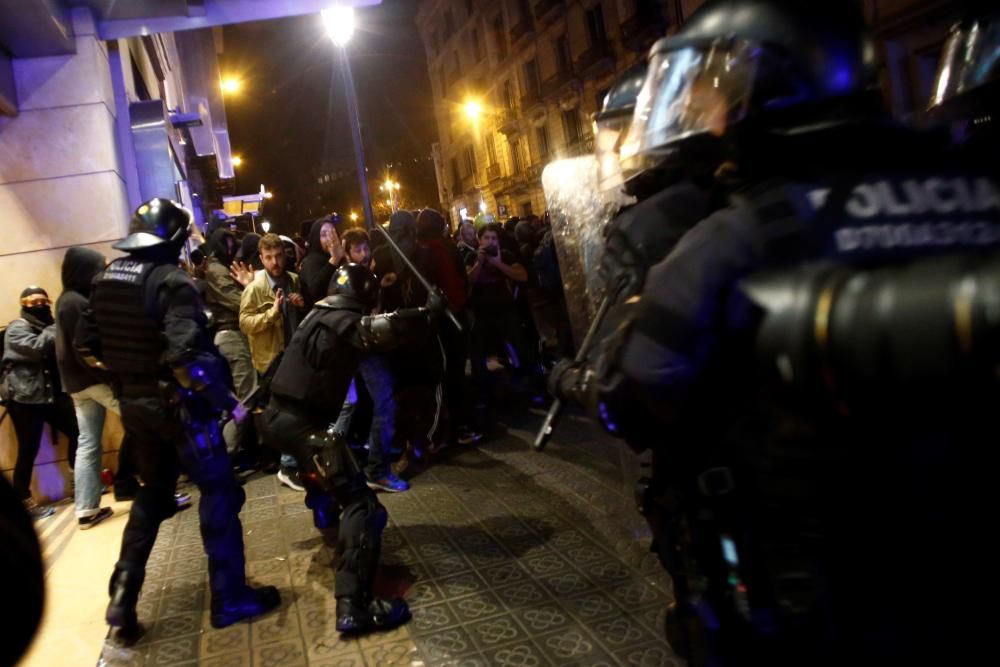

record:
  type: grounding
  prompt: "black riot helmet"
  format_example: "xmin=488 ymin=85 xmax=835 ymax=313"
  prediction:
xmin=114 ymin=198 xmax=193 ymax=252
xmin=593 ymin=61 xmax=648 ymax=193
xmin=619 ymin=0 xmax=879 ymax=174
xmin=328 ymin=262 xmax=380 ymax=310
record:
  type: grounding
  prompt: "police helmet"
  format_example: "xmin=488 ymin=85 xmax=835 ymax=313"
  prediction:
xmin=328 ymin=262 xmax=380 ymax=310
xmin=927 ymin=6 xmax=1000 ymax=122
xmin=592 ymin=61 xmax=648 ymax=192
xmin=114 ymin=198 xmax=193 ymax=252
xmin=619 ymin=0 xmax=878 ymax=174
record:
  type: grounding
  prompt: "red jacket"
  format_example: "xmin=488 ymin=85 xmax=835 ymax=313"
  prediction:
xmin=418 ymin=238 xmax=468 ymax=313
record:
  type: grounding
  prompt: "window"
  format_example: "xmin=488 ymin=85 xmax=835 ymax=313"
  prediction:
xmin=536 ymin=125 xmax=550 ymax=159
xmin=585 ymin=5 xmax=608 ymax=47
xmin=509 ymin=138 xmax=524 ymax=173
xmin=493 ymin=16 xmax=507 ymax=61
xmin=486 ymin=134 xmax=498 ymax=165
xmin=472 ymin=29 xmax=482 ymax=62
xmin=450 ymin=157 xmax=461 ymax=188
xmin=562 ymin=109 xmax=581 ymax=144
xmin=523 ymin=59 xmax=540 ymax=96
xmin=463 ymin=145 xmax=476 ymax=177
xmin=555 ymin=35 xmax=572 ymax=74
xmin=502 ymin=80 xmax=516 ymax=109
xmin=445 ymin=9 xmax=455 ymax=34
xmin=521 ymin=201 xmax=533 ymax=217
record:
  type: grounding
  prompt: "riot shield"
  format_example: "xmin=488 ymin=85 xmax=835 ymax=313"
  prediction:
xmin=542 ymin=156 xmax=634 ymax=349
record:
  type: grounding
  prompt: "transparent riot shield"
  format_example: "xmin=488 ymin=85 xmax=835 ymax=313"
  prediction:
xmin=542 ymin=156 xmax=634 ymax=349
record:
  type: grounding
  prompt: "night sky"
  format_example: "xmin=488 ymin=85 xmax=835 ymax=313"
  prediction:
xmin=220 ymin=1 xmax=437 ymax=235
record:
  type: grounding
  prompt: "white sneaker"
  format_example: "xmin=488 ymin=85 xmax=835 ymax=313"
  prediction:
xmin=277 ymin=467 xmax=305 ymax=492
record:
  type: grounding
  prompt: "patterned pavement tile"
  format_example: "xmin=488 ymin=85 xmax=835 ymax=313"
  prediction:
xmin=434 ymin=571 xmax=490 ymax=598
xmin=142 ymin=636 xmax=199 ymax=666
xmin=251 ymin=638 xmax=307 ymax=667
xmin=361 ymin=638 xmax=421 ymax=666
xmin=480 ymin=640 xmax=551 ymax=667
xmin=560 ymin=591 xmax=625 ymax=624
xmin=449 ymin=589 xmax=507 ymax=623
xmin=493 ymin=580 xmax=550 ymax=610
xmin=411 ymin=626 xmax=479 ymax=661
xmin=534 ymin=625 xmax=619 ymax=666
xmin=200 ymin=651 xmax=251 ymax=667
xmin=200 ymin=622 xmax=249 ymax=657
xmin=613 ymin=641 xmax=683 ymax=667
xmin=410 ymin=600 xmax=462 ymax=636
xmin=465 ymin=612 xmax=531 ymax=652
xmin=303 ymin=629 xmax=361 ymax=662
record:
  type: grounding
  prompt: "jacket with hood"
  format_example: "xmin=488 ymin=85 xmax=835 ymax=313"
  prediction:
xmin=299 ymin=218 xmax=340 ymax=309
xmin=55 ymin=247 xmax=109 ymax=395
xmin=203 ymin=229 xmax=242 ymax=331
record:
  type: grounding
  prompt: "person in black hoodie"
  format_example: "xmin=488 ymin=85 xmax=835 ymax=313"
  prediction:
xmin=3 ymin=286 xmax=79 ymax=520
xmin=203 ymin=229 xmax=258 ymax=456
xmin=299 ymin=217 xmax=346 ymax=310
xmin=56 ymin=247 xmax=122 ymax=529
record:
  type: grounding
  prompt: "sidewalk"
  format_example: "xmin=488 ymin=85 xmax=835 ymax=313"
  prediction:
xmin=25 ymin=410 xmax=679 ymax=666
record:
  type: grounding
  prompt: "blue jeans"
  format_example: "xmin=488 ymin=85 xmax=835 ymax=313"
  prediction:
xmin=333 ymin=357 xmax=395 ymax=478
xmin=71 ymin=384 xmax=118 ymax=518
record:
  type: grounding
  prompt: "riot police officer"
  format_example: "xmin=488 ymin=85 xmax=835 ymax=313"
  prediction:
xmin=551 ymin=1 xmax=1000 ymax=663
xmin=260 ymin=263 xmax=442 ymax=634
xmin=77 ymin=198 xmax=279 ymax=640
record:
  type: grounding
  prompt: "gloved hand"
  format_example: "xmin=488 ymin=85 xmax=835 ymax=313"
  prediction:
xmin=547 ymin=358 xmax=583 ymax=401
xmin=425 ymin=288 xmax=447 ymax=316
xmin=599 ymin=227 xmax=645 ymax=297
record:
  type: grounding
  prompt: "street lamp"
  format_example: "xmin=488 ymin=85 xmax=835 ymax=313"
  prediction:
xmin=261 ymin=220 xmax=271 ymax=233
xmin=232 ymin=156 xmax=243 ymax=167
xmin=322 ymin=6 xmax=375 ymax=230
xmin=464 ymin=99 xmax=482 ymax=122
xmin=221 ymin=77 xmax=241 ymax=95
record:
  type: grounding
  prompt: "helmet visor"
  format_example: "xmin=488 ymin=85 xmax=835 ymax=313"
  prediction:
xmin=620 ymin=39 xmax=759 ymax=173
xmin=929 ymin=19 xmax=1000 ymax=110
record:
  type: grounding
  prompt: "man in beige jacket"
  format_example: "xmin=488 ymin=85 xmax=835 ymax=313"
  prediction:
xmin=239 ymin=233 xmax=306 ymax=490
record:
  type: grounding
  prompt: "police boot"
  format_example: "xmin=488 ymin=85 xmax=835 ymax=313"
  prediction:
xmin=106 ymin=566 xmax=144 ymax=643
xmin=210 ymin=585 xmax=281 ymax=629
xmin=335 ymin=595 xmax=410 ymax=634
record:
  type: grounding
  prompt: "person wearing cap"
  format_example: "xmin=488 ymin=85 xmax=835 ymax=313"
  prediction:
xmin=2 ymin=286 xmax=79 ymax=520
xmin=76 ymin=198 xmax=280 ymax=643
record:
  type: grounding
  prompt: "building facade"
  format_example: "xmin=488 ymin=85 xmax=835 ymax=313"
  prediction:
xmin=416 ymin=0 xmax=966 ymax=226
xmin=416 ymin=0 xmax=676 ymax=226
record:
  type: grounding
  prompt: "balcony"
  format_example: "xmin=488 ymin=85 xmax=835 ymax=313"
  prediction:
xmin=486 ymin=163 xmax=502 ymax=182
xmin=525 ymin=162 xmax=543 ymax=184
xmin=564 ymin=133 xmax=594 ymax=157
xmin=541 ymin=67 xmax=579 ymax=101
xmin=519 ymin=88 xmax=544 ymax=113
xmin=533 ymin=0 xmax=564 ymax=26
xmin=509 ymin=19 xmax=534 ymax=46
xmin=575 ymin=44 xmax=614 ymax=78
xmin=496 ymin=107 xmax=520 ymax=136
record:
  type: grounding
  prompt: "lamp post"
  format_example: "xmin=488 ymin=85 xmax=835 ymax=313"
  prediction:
xmin=322 ymin=7 xmax=374 ymax=230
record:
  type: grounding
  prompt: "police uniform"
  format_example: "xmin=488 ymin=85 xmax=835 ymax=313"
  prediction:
xmin=259 ymin=263 xmax=432 ymax=634
xmin=78 ymin=198 xmax=278 ymax=640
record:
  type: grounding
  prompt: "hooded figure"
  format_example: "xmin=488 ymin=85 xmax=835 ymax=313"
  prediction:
xmin=55 ymin=248 xmax=108 ymax=395
xmin=299 ymin=218 xmax=344 ymax=309
xmin=205 ymin=229 xmax=238 ymax=268
xmin=237 ymin=233 xmax=263 ymax=270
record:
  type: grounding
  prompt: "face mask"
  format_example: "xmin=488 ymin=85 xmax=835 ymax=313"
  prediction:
xmin=25 ymin=305 xmax=53 ymax=325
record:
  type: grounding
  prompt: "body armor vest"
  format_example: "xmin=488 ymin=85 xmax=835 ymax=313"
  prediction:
xmin=91 ymin=258 xmax=166 ymax=376
xmin=270 ymin=305 xmax=363 ymax=416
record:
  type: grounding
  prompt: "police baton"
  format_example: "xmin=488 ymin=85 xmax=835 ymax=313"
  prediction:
xmin=533 ymin=291 xmax=615 ymax=452
xmin=371 ymin=226 xmax=463 ymax=333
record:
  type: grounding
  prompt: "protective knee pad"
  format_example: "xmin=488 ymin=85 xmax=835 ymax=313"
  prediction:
xmin=302 ymin=430 xmax=360 ymax=494
xmin=306 ymin=493 xmax=340 ymax=530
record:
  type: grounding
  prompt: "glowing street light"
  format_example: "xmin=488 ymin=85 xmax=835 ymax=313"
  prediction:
xmin=232 ymin=156 xmax=243 ymax=167
xmin=321 ymin=6 xmax=355 ymax=47
xmin=350 ymin=212 xmax=359 ymax=222
xmin=464 ymin=99 xmax=482 ymax=121
xmin=322 ymin=6 xmax=374 ymax=230
xmin=263 ymin=191 xmax=274 ymax=199
xmin=260 ymin=220 xmax=271 ymax=233
xmin=221 ymin=77 xmax=241 ymax=94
